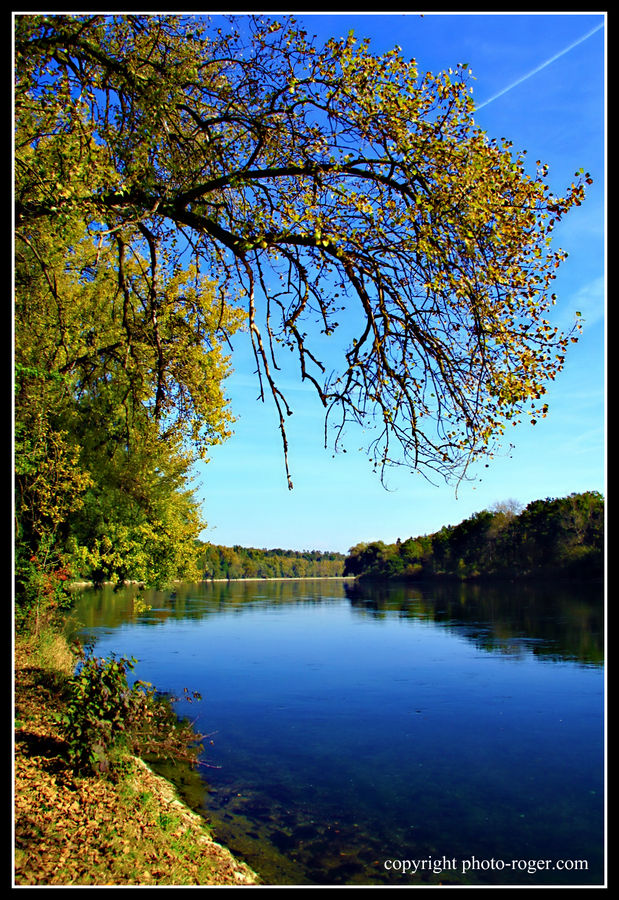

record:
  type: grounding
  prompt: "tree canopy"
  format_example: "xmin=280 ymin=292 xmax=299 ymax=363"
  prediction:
xmin=14 ymin=210 xmax=241 ymax=605
xmin=15 ymin=13 xmax=590 ymax=494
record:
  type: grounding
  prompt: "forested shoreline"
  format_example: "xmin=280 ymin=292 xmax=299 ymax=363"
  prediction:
xmin=180 ymin=489 xmax=606 ymax=585
xmin=196 ymin=545 xmax=346 ymax=580
xmin=67 ymin=485 xmax=606 ymax=588
xmin=344 ymin=491 xmax=604 ymax=582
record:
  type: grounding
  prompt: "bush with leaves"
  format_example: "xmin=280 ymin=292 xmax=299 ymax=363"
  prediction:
xmin=62 ymin=650 xmax=205 ymax=777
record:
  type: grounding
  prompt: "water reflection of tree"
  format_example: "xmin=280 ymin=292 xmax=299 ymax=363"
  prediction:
xmin=344 ymin=580 xmax=604 ymax=666
xmin=68 ymin=578 xmax=603 ymax=667
xmin=67 ymin=579 xmax=351 ymax=632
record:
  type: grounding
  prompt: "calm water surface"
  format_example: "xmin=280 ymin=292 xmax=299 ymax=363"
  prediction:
xmin=69 ymin=578 xmax=604 ymax=886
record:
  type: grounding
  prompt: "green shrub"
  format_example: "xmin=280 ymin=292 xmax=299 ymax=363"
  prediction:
xmin=63 ymin=653 xmax=138 ymax=774
xmin=62 ymin=651 xmax=205 ymax=777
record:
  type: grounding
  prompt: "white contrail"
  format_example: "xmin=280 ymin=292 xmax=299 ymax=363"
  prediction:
xmin=476 ymin=20 xmax=604 ymax=110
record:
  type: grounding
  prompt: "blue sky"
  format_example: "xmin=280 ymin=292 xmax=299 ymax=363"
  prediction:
xmin=197 ymin=11 xmax=605 ymax=554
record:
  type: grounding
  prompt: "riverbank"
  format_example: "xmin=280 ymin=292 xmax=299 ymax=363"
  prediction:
xmin=13 ymin=633 xmax=259 ymax=886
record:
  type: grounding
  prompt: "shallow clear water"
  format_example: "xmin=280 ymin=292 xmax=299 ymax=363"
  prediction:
xmin=68 ymin=578 xmax=604 ymax=886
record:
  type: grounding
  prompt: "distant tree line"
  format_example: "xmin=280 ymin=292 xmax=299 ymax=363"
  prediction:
xmin=344 ymin=492 xmax=604 ymax=582
xmin=197 ymin=544 xmax=346 ymax=580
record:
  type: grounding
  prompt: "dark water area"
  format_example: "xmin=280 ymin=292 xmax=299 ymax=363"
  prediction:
xmin=68 ymin=577 xmax=605 ymax=886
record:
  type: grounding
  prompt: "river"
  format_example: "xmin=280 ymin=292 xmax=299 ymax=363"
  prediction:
xmin=68 ymin=577 xmax=605 ymax=886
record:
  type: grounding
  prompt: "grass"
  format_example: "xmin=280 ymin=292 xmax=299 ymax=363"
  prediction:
xmin=13 ymin=626 xmax=259 ymax=886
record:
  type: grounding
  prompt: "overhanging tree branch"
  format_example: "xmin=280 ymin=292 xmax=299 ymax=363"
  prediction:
xmin=14 ymin=13 xmax=590 ymax=487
